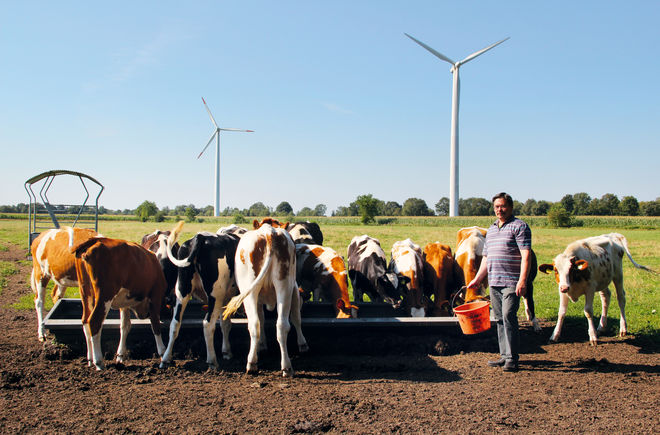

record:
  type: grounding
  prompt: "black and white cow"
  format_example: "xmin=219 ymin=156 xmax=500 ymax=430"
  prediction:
xmin=217 ymin=224 xmax=249 ymax=238
xmin=347 ymin=235 xmax=407 ymax=307
xmin=141 ymin=230 xmax=183 ymax=313
xmin=539 ymin=233 xmax=654 ymax=345
xmin=287 ymin=221 xmax=323 ymax=245
xmin=160 ymin=221 xmax=240 ymax=368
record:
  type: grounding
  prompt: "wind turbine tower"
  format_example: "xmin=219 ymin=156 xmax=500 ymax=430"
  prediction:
xmin=197 ymin=97 xmax=253 ymax=217
xmin=405 ymin=33 xmax=509 ymax=217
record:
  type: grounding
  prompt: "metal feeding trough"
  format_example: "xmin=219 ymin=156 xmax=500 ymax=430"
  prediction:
xmin=44 ymin=298 xmax=462 ymax=346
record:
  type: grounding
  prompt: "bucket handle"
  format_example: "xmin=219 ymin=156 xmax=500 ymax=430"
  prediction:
xmin=450 ymin=286 xmax=467 ymax=317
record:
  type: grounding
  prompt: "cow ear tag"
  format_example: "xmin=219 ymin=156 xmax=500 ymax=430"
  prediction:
xmin=336 ymin=299 xmax=345 ymax=310
xmin=575 ymin=260 xmax=589 ymax=270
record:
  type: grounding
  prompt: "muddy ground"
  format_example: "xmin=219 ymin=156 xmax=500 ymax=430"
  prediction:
xmin=0 ymin=243 xmax=658 ymax=433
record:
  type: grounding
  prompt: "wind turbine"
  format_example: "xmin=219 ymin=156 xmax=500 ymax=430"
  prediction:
xmin=197 ymin=97 xmax=253 ymax=217
xmin=405 ymin=33 xmax=509 ymax=217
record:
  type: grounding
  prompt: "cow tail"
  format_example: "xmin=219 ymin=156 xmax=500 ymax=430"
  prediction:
xmin=615 ymin=234 xmax=656 ymax=274
xmin=223 ymin=243 xmax=273 ymax=320
xmin=166 ymin=221 xmax=191 ymax=267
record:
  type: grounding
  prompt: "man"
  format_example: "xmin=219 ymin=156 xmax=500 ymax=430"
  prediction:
xmin=467 ymin=192 xmax=532 ymax=372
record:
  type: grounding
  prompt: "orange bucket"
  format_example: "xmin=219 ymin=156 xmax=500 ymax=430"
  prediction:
xmin=454 ymin=300 xmax=491 ymax=334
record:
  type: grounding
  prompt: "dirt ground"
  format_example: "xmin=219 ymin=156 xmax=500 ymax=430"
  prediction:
xmin=1 ymin=244 xmax=658 ymax=434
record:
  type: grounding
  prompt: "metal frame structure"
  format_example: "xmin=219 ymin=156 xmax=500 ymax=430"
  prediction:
xmin=24 ymin=170 xmax=104 ymax=250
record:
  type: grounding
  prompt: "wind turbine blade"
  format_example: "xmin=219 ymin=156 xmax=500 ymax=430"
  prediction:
xmin=201 ymin=97 xmax=219 ymax=129
xmin=219 ymin=128 xmax=254 ymax=132
xmin=197 ymin=131 xmax=218 ymax=159
xmin=459 ymin=37 xmax=509 ymax=66
xmin=404 ymin=33 xmax=455 ymax=65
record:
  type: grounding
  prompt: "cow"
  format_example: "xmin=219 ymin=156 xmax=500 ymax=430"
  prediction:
xmin=223 ymin=223 xmax=309 ymax=377
xmin=347 ymin=235 xmax=407 ymax=308
xmin=160 ymin=221 xmax=240 ymax=369
xmin=288 ymin=221 xmax=323 ymax=245
xmin=295 ymin=244 xmax=358 ymax=318
xmin=217 ymin=224 xmax=248 ymax=238
xmin=140 ymin=230 xmax=185 ymax=313
xmin=389 ymin=239 xmax=426 ymax=317
xmin=71 ymin=237 xmax=167 ymax=370
xmin=251 ymin=218 xmax=323 ymax=245
xmin=539 ymin=233 xmax=655 ymax=345
xmin=455 ymin=226 xmax=488 ymax=302
xmin=456 ymin=226 xmax=541 ymax=331
xmin=422 ymin=242 xmax=464 ymax=316
xmin=29 ymin=227 xmax=99 ymax=341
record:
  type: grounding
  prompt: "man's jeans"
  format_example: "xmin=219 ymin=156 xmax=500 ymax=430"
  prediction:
xmin=490 ymin=286 xmax=520 ymax=362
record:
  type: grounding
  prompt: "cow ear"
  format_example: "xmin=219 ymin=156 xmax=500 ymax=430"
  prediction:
xmin=539 ymin=264 xmax=554 ymax=274
xmin=336 ymin=299 xmax=345 ymax=310
xmin=252 ymin=219 xmax=260 ymax=229
xmin=575 ymin=260 xmax=589 ymax=270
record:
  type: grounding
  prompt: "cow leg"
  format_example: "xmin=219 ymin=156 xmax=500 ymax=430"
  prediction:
xmin=257 ymin=304 xmax=267 ymax=352
xmin=87 ymin=300 xmax=111 ymax=370
xmin=289 ymin=284 xmax=309 ymax=353
xmin=549 ymin=292 xmax=569 ymax=343
xmin=583 ymin=291 xmax=598 ymax=345
xmin=115 ymin=308 xmax=132 ymax=363
xmin=32 ymin=271 xmax=50 ymax=341
xmin=203 ymin=295 xmax=222 ymax=368
xmin=597 ymin=287 xmax=611 ymax=334
xmin=275 ymin=284 xmax=294 ymax=377
xmin=612 ymin=277 xmax=627 ymax=337
xmin=523 ymin=284 xmax=541 ymax=333
xmin=219 ymin=314 xmax=233 ymax=361
xmin=243 ymin=295 xmax=261 ymax=374
xmin=160 ymin=294 xmax=191 ymax=367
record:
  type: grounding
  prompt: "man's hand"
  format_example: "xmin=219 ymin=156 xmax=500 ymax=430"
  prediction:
xmin=515 ymin=281 xmax=527 ymax=297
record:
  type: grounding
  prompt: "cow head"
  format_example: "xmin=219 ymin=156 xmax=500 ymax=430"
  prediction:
xmin=539 ymin=255 xmax=590 ymax=296
xmin=253 ymin=217 xmax=289 ymax=230
xmin=375 ymin=273 xmax=409 ymax=308
xmin=336 ymin=299 xmax=359 ymax=319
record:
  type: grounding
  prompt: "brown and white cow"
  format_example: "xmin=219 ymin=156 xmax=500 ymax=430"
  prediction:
xmin=30 ymin=227 xmax=99 ymax=341
xmin=223 ymin=223 xmax=308 ymax=377
xmin=389 ymin=239 xmax=426 ymax=317
xmin=455 ymin=226 xmax=488 ymax=302
xmin=422 ymin=242 xmax=464 ymax=316
xmin=539 ymin=233 xmax=654 ymax=345
xmin=71 ymin=237 xmax=167 ymax=370
xmin=295 ymin=244 xmax=358 ymax=318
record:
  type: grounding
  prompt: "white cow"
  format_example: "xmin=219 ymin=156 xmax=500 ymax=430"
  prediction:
xmin=223 ymin=223 xmax=308 ymax=377
xmin=539 ymin=233 xmax=654 ymax=345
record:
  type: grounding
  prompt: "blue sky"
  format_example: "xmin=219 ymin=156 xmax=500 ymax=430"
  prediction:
xmin=1 ymin=1 xmax=658 ymax=214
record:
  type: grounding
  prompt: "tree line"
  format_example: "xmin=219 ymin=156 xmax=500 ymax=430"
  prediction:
xmin=2 ymin=192 xmax=658 ymax=222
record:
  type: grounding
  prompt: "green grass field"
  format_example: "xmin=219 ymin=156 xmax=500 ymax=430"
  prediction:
xmin=2 ymin=217 xmax=658 ymax=336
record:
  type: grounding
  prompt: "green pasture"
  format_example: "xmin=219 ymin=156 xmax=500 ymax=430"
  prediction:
xmin=1 ymin=217 xmax=658 ymax=337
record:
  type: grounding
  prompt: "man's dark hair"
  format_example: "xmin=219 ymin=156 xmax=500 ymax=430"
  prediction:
xmin=492 ymin=192 xmax=514 ymax=207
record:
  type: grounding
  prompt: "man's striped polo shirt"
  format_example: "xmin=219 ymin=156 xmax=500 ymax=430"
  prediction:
xmin=483 ymin=216 xmax=532 ymax=287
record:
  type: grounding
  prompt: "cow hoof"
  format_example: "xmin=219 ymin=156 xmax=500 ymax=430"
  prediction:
xmin=115 ymin=355 xmax=125 ymax=364
xmin=94 ymin=363 xmax=105 ymax=371
xmin=282 ymin=368 xmax=294 ymax=378
xmin=159 ymin=360 xmax=172 ymax=369
xmin=246 ymin=365 xmax=259 ymax=375
xmin=298 ymin=343 xmax=309 ymax=353
xmin=619 ymin=331 xmax=627 ymax=337
xmin=589 ymin=340 xmax=598 ymax=346
xmin=222 ymin=352 xmax=233 ymax=360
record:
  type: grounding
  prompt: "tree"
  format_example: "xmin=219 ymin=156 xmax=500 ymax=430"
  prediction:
xmin=587 ymin=198 xmax=607 ymax=215
xmin=641 ymin=199 xmax=660 ymax=216
xmin=512 ymin=200 xmax=524 ymax=216
xmin=297 ymin=207 xmax=314 ymax=216
xmin=136 ymin=200 xmax=158 ymax=222
xmin=382 ymin=201 xmax=402 ymax=216
xmin=547 ymin=204 xmax=572 ymax=227
xmin=435 ymin=197 xmax=449 ymax=216
xmin=355 ymin=194 xmax=379 ymax=224
xmin=247 ymin=202 xmax=270 ymax=216
xmin=314 ymin=204 xmax=327 ymax=217
xmin=533 ymin=200 xmax=551 ymax=216
xmin=619 ymin=196 xmax=639 ymax=216
xmin=572 ymin=192 xmax=591 ymax=215
xmin=600 ymin=193 xmax=620 ymax=216
xmin=185 ymin=206 xmax=197 ymax=222
xmin=560 ymin=194 xmax=575 ymax=214
xmin=402 ymin=198 xmax=433 ymax=216
xmin=459 ymin=197 xmax=491 ymax=216
xmin=521 ymin=199 xmax=537 ymax=216
xmin=275 ymin=201 xmax=293 ymax=215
